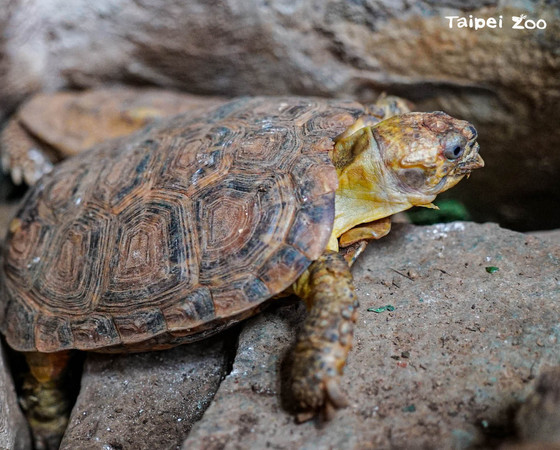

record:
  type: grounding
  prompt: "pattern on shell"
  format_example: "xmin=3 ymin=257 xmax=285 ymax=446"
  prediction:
xmin=0 ymin=97 xmax=365 ymax=353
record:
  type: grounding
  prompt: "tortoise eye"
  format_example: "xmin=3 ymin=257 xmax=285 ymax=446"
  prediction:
xmin=443 ymin=135 xmax=466 ymax=160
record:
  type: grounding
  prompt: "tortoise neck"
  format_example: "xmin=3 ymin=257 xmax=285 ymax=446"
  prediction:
xmin=326 ymin=125 xmax=433 ymax=252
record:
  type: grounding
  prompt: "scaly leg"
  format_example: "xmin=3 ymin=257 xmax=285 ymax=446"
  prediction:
xmin=291 ymin=251 xmax=359 ymax=421
xmin=22 ymin=351 xmax=72 ymax=450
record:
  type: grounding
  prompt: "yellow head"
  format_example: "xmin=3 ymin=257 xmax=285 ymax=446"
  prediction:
xmin=330 ymin=111 xmax=483 ymax=249
xmin=374 ymin=111 xmax=483 ymax=201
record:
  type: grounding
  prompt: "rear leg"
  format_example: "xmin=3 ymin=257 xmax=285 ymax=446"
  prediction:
xmin=22 ymin=351 xmax=73 ymax=450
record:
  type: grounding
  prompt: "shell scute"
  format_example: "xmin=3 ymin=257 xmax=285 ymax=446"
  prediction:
xmin=34 ymin=314 xmax=73 ymax=352
xmin=1 ymin=97 xmax=366 ymax=352
xmin=161 ymin=287 xmax=215 ymax=332
xmin=114 ymin=308 xmax=167 ymax=345
xmin=71 ymin=314 xmax=120 ymax=350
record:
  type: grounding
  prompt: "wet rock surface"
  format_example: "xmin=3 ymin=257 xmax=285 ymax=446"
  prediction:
xmin=59 ymin=337 xmax=231 ymax=450
xmin=183 ymin=222 xmax=560 ymax=449
xmin=0 ymin=342 xmax=31 ymax=450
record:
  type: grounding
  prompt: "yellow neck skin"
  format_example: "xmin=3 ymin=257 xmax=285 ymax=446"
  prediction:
xmin=327 ymin=126 xmax=435 ymax=251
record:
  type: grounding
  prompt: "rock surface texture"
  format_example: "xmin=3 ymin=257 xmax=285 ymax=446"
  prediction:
xmin=181 ymin=222 xmax=560 ymax=449
xmin=59 ymin=336 xmax=231 ymax=449
xmin=515 ymin=367 xmax=560 ymax=446
xmin=0 ymin=1 xmax=559 ymax=229
xmin=50 ymin=222 xmax=560 ymax=449
xmin=0 ymin=342 xmax=31 ymax=450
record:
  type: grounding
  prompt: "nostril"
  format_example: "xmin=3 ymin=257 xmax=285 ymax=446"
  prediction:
xmin=453 ymin=146 xmax=462 ymax=157
xmin=466 ymin=125 xmax=478 ymax=140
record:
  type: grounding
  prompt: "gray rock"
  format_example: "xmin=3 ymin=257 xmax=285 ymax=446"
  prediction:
xmin=59 ymin=336 xmax=231 ymax=450
xmin=0 ymin=341 xmax=32 ymax=450
xmin=182 ymin=222 xmax=560 ymax=449
xmin=0 ymin=1 xmax=559 ymax=229
xmin=529 ymin=229 xmax=560 ymax=245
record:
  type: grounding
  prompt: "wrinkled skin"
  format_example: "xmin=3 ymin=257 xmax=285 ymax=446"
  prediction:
xmin=375 ymin=112 xmax=482 ymax=199
xmin=329 ymin=111 xmax=483 ymax=250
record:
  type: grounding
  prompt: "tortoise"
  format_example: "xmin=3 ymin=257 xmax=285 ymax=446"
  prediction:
xmin=0 ymin=87 xmax=224 ymax=186
xmin=0 ymin=94 xmax=483 ymax=447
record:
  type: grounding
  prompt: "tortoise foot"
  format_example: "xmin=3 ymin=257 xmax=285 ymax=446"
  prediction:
xmin=28 ymin=415 xmax=68 ymax=450
xmin=0 ymin=119 xmax=55 ymax=186
xmin=293 ymin=373 xmax=350 ymax=422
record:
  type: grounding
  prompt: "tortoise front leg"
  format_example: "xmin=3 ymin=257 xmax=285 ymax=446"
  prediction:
xmin=22 ymin=351 xmax=73 ymax=449
xmin=291 ymin=251 xmax=358 ymax=421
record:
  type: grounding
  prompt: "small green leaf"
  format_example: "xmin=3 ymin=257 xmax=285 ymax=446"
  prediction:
xmin=485 ymin=266 xmax=499 ymax=274
xmin=367 ymin=304 xmax=395 ymax=313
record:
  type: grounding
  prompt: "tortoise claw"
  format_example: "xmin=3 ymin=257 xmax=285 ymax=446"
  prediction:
xmin=0 ymin=119 xmax=55 ymax=186
xmin=294 ymin=378 xmax=349 ymax=423
xmin=325 ymin=377 xmax=349 ymax=409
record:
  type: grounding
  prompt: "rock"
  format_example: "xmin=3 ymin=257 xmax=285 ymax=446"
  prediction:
xmin=183 ymin=222 xmax=560 ymax=449
xmin=59 ymin=336 xmax=232 ymax=450
xmin=0 ymin=342 xmax=32 ymax=450
xmin=529 ymin=229 xmax=560 ymax=245
xmin=0 ymin=1 xmax=559 ymax=229
xmin=516 ymin=367 xmax=560 ymax=445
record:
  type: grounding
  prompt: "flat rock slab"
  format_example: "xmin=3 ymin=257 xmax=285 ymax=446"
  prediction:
xmin=0 ymin=341 xmax=31 ymax=450
xmin=183 ymin=222 xmax=560 ymax=449
xmin=60 ymin=336 xmax=231 ymax=450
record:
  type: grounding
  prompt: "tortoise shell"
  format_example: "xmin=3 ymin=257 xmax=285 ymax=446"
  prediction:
xmin=0 ymin=88 xmax=225 ymax=186
xmin=14 ymin=88 xmax=225 ymax=158
xmin=0 ymin=96 xmax=366 ymax=353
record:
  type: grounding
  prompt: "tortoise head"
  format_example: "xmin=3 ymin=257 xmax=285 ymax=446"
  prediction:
xmin=373 ymin=111 xmax=484 ymax=203
xmin=330 ymin=111 xmax=483 ymax=249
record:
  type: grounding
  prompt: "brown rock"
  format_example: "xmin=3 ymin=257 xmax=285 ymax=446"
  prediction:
xmin=2 ymin=219 xmax=558 ymax=447
xmin=0 ymin=342 xmax=32 ymax=450
xmin=182 ymin=222 xmax=560 ymax=449
xmin=1 ymin=1 xmax=559 ymax=229
xmin=516 ymin=367 xmax=560 ymax=444
xmin=59 ymin=336 xmax=231 ymax=450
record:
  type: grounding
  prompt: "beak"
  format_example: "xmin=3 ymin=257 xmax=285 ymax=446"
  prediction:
xmin=457 ymin=152 xmax=484 ymax=175
xmin=468 ymin=153 xmax=484 ymax=169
